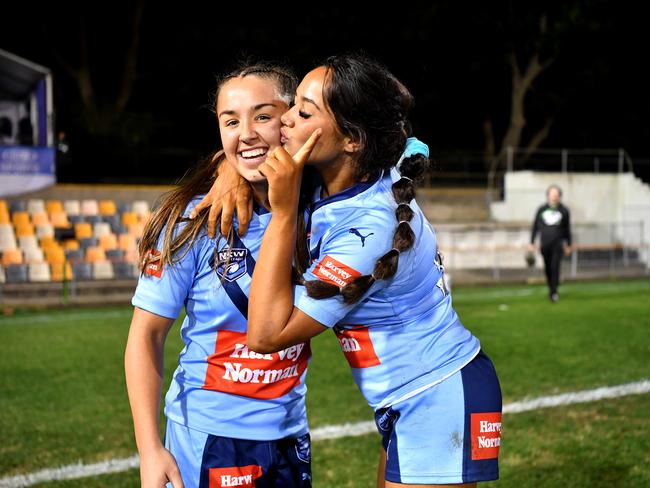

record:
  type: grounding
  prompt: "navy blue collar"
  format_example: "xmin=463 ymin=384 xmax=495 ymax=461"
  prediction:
xmin=308 ymin=172 xmax=382 ymax=213
xmin=253 ymin=202 xmax=270 ymax=215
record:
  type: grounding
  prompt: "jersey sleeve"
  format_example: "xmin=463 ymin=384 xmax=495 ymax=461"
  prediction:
xmin=294 ymin=214 xmax=393 ymax=328
xmin=131 ymin=203 xmax=204 ymax=319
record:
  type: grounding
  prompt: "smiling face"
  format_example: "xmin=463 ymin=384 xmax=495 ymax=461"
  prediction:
xmin=280 ymin=66 xmax=355 ymax=169
xmin=217 ymin=75 xmax=290 ymax=183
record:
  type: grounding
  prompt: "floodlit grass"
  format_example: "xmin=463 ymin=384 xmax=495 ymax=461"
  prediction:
xmin=1 ymin=279 xmax=649 ymax=486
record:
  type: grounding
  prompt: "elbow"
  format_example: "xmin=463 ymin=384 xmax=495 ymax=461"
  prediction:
xmin=246 ymin=336 xmax=280 ymax=354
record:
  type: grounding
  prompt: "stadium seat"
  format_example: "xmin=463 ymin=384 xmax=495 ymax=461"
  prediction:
xmin=99 ymin=233 xmax=118 ymax=250
xmin=4 ymin=263 xmax=28 ymax=283
xmin=117 ymin=202 xmax=132 ymax=214
xmin=28 ymin=262 xmax=51 ymax=282
xmin=85 ymin=246 xmax=107 ymax=263
xmin=85 ymin=214 xmax=103 ymax=224
xmin=118 ymin=233 xmax=137 ymax=251
xmin=99 ymin=200 xmax=117 ymax=216
xmin=75 ymin=222 xmax=93 ymax=239
xmin=79 ymin=237 xmax=99 ymax=250
xmin=0 ymin=208 xmax=9 ymax=225
xmin=44 ymin=247 xmax=65 ymax=265
xmin=49 ymin=212 xmax=70 ymax=229
xmin=113 ymin=261 xmax=137 ymax=279
xmin=2 ymin=248 xmax=23 ymax=266
xmin=9 ymin=200 xmax=27 ymax=213
xmin=106 ymin=248 xmax=125 ymax=262
xmin=72 ymin=262 xmax=93 ymax=281
xmin=0 ymin=224 xmax=17 ymax=251
xmin=39 ymin=235 xmax=58 ymax=250
xmin=64 ymin=248 xmax=85 ymax=264
xmin=23 ymin=247 xmax=45 ymax=264
xmin=18 ymin=235 xmax=39 ymax=252
xmin=50 ymin=262 xmax=73 ymax=281
xmin=93 ymin=261 xmax=114 ymax=280
xmin=67 ymin=214 xmax=84 ymax=225
xmin=27 ymin=199 xmax=46 ymax=214
xmin=64 ymin=200 xmax=81 ymax=216
xmin=0 ymin=200 xmax=8 ymax=215
xmin=14 ymin=223 xmax=35 ymax=238
xmin=121 ymin=211 xmax=139 ymax=227
xmin=81 ymin=199 xmax=99 ymax=216
xmin=11 ymin=211 xmax=30 ymax=227
xmin=132 ymin=200 xmax=151 ymax=217
xmin=46 ymin=200 xmax=64 ymax=214
xmin=31 ymin=211 xmax=50 ymax=226
xmin=62 ymin=239 xmax=80 ymax=250
xmin=93 ymin=222 xmax=112 ymax=238
xmin=36 ymin=223 xmax=55 ymax=239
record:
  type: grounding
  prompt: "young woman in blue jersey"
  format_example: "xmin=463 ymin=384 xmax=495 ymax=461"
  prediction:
xmin=124 ymin=63 xmax=314 ymax=488
xmin=246 ymin=54 xmax=502 ymax=487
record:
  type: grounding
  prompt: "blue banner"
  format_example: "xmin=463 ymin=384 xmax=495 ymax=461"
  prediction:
xmin=0 ymin=145 xmax=55 ymax=197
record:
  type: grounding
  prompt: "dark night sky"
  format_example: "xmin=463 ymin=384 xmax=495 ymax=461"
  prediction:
xmin=1 ymin=1 xmax=648 ymax=183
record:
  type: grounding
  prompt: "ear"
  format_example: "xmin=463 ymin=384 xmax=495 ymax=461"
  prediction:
xmin=342 ymin=135 xmax=361 ymax=155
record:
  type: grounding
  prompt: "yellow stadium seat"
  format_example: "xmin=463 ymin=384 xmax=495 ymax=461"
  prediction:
xmin=121 ymin=211 xmax=139 ymax=226
xmin=50 ymin=211 xmax=70 ymax=229
xmin=2 ymin=248 xmax=23 ymax=266
xmin=12 ymin=211 xmax=30 ymax=227
xmin=99 ymin=200 xmax=117 ymax=216
xmin=39 ymin=236 xmax=58 ymax=249
xmin=44 ymin=247 xmax=65 ymax=265
xmin=63 ymin=239 xmax=80 ymax=250
xmin=50 ymin=262 xmax=73 ymax=281
xmin=14 ymin=224 xmax=35 ymax=237
xmin=85 ymin=246 xmax=107 ymax=263
xmin=31 ymin=211 xmax=50 ymax=226
xmin=0 ymin=211 xmax=9 ymax=224
xmin=75 ymin=222 xmax=93 ymax=239
xmin=46 ymin=200 xmax=64 ymax=214
xmin=99 ymin=233 xmax=118 ymax=250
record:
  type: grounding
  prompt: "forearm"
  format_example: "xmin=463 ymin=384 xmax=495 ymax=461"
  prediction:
xmin=125 ymin=314 xmax=169 ymax=455
xmin=248 ymin=213 xmax=297 ymax=351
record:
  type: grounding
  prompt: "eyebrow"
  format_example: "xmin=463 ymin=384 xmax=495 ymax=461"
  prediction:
xmin=218 ymin=102 xmax=279 ymax=118
xmin=298 ymin=95 xmax=321 ymax=111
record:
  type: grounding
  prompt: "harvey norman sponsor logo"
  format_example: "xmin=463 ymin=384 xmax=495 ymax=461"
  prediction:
xmin=334 ymin=326 xmax=381 ymax=368
xmin=314 ymin=255 xmax=361 ymax=288
xmin=209 ymin=465 xmax=262 ymax=487
xmin=203 ymin=330 xmax=310 ymax=399
xmin=470 ymin=412 xmax=502 ymax=460
xmin=144 ymin=249 xmax=163 ymax=278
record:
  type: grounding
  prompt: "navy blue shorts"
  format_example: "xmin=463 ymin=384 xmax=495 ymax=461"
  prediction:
xmin=165 ymin=420 xmax=311 ymax=488
xmin=374 ymin=350 xmax=502 ymax=484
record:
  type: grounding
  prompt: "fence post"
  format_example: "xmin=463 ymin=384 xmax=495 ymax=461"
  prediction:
xmin=618 ymin=148 xmax=624 ymax=173
xmin=506 ymin=146 xmax=514 ymax=173
xmin=561 ymin=149 xmax=568 ymax=173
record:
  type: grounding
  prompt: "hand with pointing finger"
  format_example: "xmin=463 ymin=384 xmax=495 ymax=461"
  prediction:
xmin=258 ymin=129 xmax=321 ymax=216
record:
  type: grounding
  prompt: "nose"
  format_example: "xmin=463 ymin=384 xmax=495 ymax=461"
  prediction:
xmin=281 ymin=108 xmax=294 ymax=127
xmin=239 ymin=119 xmax=258 ymax=143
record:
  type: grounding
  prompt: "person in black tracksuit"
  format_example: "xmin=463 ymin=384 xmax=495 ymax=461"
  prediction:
xmin=529 ymin=185 xmax=572 ymax=302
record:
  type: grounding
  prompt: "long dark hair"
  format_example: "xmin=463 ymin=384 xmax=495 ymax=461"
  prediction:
xmin=139 ymin=62 xmax=298 ymax=273
xmin=301 ymin=53 xmax=430 ymax=303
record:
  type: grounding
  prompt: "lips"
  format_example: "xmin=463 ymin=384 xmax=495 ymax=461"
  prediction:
xmin=280 ymin=129 xmax=289 ymax=144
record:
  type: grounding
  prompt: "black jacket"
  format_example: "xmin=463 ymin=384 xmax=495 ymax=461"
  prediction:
xmin=530 ymin=203 xmax=572 ymax=248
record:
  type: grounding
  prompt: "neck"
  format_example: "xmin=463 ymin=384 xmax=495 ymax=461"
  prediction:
xmin=251 ymin=181 xmax=271 ymax=210
xmin=316 ymin=157 xmax=359 ymax=198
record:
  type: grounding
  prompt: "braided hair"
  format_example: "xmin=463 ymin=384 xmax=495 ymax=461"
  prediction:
xmin=300 ymin=54 xmax=430 ymax=304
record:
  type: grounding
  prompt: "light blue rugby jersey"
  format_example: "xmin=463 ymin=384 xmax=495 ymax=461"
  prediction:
xmin=132 ymin=198 xmax=310 ymax=440
xmin=295 ymin=169 xmax=481 ymax=410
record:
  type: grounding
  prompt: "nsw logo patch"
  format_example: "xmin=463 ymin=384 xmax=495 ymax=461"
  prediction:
xmin=217 ymin=248 xmax=248 ymax=282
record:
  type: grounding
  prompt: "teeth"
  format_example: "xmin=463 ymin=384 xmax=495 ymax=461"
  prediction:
xmin=241 ymin=148 xmax=267 ymax=158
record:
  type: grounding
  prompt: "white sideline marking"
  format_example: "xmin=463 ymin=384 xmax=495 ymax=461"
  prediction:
xmin=1 ymin=379 xmax=649 ymax=487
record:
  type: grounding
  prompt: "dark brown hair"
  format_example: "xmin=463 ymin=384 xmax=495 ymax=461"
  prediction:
xmin=300 ymin=53 xmax=430 ymax=303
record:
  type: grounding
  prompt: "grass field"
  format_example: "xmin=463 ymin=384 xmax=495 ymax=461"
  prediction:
xmin=1 ymin=279 xmax=649 ymax=487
